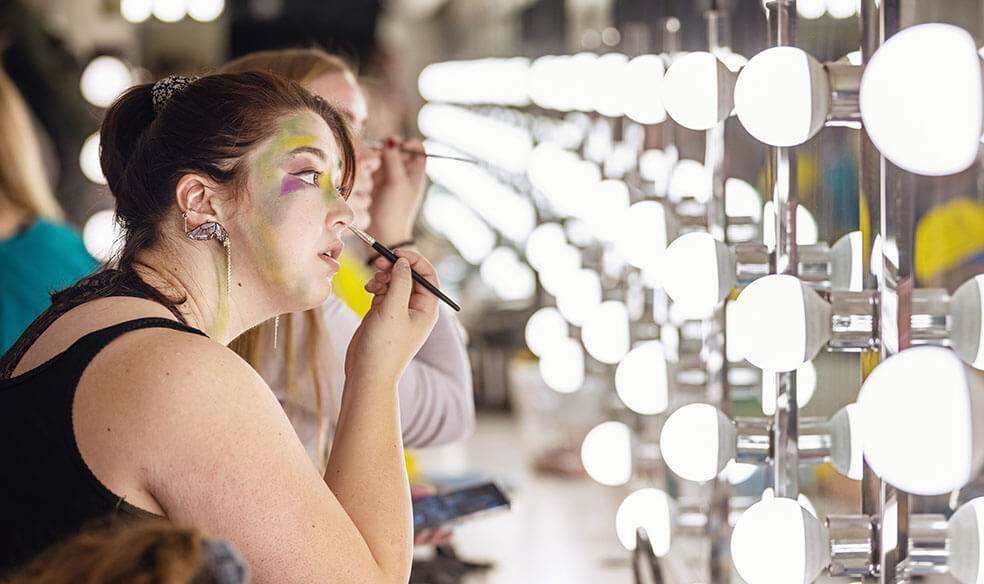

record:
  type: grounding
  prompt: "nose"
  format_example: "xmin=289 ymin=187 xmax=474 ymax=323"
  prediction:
xmin=328 ymin=197 xmax=355 ymax=232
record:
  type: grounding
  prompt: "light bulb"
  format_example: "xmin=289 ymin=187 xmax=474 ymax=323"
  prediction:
xmin=615 ymin=341 xmax=669 ymax=415
xmin=951 ymin=275 xmax=984 ymax=369
xmin=667 ymin=159 xmax=711 ymax=203
xmin=725 ymin=178 xmax=763 ymax=221
xmin=616 ymin=488 xmax=673 ymax=555
xmin=80 ymin=56 xmax=133 ymax=108
xmin=525 ymin=307 xmax=569 ymax=358
xmin=730 ymin=275 xmax=832 ymax=372
xmin=120 ymin=0 xmax=152 ymax=22
xmin=949 ymin=497 xmax=984 ymax=584
xmin=592 ymin=53 xmax=628 ymax=117
xmin=760 ymin=361 xmax=818 ymax=415
xmin=79 ymin=132 xmax=106 ymax=185
xmin=829 ymin=231 xmax=864 ymax=291
xmin=555 ymin=268 xmax=602 ymax=326
xmin=624 ymin=55 xmax=667 ymax=125
xmin=581 ymin=421 xmax=632 ymax=486
xmin=538 ymin=337 xmax=585 ymax=394
xmin=663 ymin=52 xmax=736 ymax=130
xmin=825 ymin=0 xmax=856 ymax=18
xmin=859 ymin=23 xmax=983 ymax=176
xmin=827 ymin=404 xmax=863 ymax=480
xmin=734 ymin=46 xmax=830 ymax=147
xmin=525 ymin=222 xmax=568 ymax=273
xmin=856 ymin=346 xmax=984 ymax=495
xmin=722 ymin=460 xmax=760 ymax=485
xmin=418 ymin=58 xmax=531 ymax=106
xmin=614 ymin=201 xmax=668 ymax=272
xmin=660 ymin=403 xmax=737 ymax=482
xmin=151 ymin=0 xmax=187 ymax=22
xmin=82 ymin=209 xmax=122 ymax=262
xmin=581 ymin=301 xmax=630 ymax=364
xmin=760 ymin=487 xmax=818 ymax=518
xmin=763 ymin=201 xmax=820 ymax=247
xmin=584 ymin=180 xmax=629 ymax=243
xmin=662 ymin=232 xmax=736 ymax=315
xmin=797 ymin=0 xmax=825 ymax=19
xmin=731 ymin=497 xmax=829 ymax=584
xmin=187 ymin=0 xmax=223 ymax=21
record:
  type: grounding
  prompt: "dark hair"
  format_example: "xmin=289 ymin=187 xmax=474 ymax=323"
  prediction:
xmin=99 ymin=70 xmax=356 ymax=277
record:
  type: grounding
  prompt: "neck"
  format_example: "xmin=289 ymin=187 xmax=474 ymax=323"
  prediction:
xmin=134 ymin=237 xmax=272 ymax=344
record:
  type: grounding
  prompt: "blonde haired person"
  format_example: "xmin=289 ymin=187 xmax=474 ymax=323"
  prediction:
xmin=221 ymin=49 xmax=474 ymax=470
xmin=0 ymin=65 xmax=98 ymax=353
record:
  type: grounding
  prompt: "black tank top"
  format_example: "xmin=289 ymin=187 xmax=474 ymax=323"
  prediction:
xmin=0 ymin=272 xmax=208 ymax=575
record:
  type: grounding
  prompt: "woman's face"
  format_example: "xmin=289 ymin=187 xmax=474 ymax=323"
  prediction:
xmin=305 ymin=72 xmax=377 ymax=230
xmin=235 ymin=110 xmax=353 ymax=312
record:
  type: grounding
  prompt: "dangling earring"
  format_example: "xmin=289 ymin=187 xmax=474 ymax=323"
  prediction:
xmin=184 ymin=212 xmax=231 ymax=300
xmin=273 ymin=314 xmax=280 ymax=350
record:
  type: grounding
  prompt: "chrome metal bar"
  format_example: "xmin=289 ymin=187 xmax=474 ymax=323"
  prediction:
xmin=765 ymin=0 xmax=799 ymax=501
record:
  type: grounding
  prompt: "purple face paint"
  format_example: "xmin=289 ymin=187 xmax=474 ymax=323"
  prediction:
xmin=280 ymin=175 xmax=309 ymax=197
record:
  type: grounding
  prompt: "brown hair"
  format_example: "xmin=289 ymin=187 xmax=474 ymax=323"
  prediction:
xmin=1 ymin=520 xmax=244 ymax=584
xmin=222 ymin=51 xmax=359 ymax=469
xmin=0 ymin=65 xmax=64 ymax=221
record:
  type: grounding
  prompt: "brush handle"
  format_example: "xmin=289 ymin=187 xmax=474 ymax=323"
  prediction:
xmin=371 ymin=242 xmax=461 ymax=312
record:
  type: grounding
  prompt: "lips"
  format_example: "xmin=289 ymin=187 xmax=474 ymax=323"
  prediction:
xmin=319 ymin=241 xmax=344 ymax=270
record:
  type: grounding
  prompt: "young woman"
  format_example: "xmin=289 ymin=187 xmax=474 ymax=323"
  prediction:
xmin=0 ymin=71 xmax=437 ymax=583
xmin=220 ymin=49 xmax=474 ymax=469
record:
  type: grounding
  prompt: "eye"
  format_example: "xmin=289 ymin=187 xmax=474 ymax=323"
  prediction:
xmin=290 ymin=169 xmax=322 ymax=186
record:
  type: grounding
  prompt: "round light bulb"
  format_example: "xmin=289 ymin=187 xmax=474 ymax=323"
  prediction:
xmin=731 ymin=497 xmax=829 ymax=584
xmin=763 ymin=201 xmax=820 ymax=247
xmin=581 ymin=421 xmax=632 ymax=486
xmin=151 ymin=0 xmax=187 ymax=22
xmin=120 ymin=0 xmax=152 ymax=22
xmin=525 ymin=307 xmax=569 ymax=358
xmin=555 ymin=268 xmax=602 ymax=326
xmin=663 ymin=52 xmax=736 ymax=130
xmin=859 ymin=23 xmax=983 ymax=176
xmin=662 ymin=232 xmax=736 ymax=316
xmin=80 ymin=56 xmax=133 ymax=109
xmin=79 ymin=132 xmax=106 ymax=185
xmin=581 ymin=301 xmax=630 ymax=364
xmin=614 ymin=201 xmax=668 ymax=272
xmin=949 ymin=497 xmax=984 ymax=584
xmin=829 ymin=231 xmax=864 ymax=291
xmin=615 ymin=341 xmax=669 ymax=415
xmin=951 ymin=275 xmax=984 ymax=369
xmin=827 ymin=403 xmax=863 ymax=480
xmin=616 ymin=488 xmax=673 ymax=555
xmin=761 ymin=361 xmax=818 ymax=415
xmin=725 ymin=178 xmax=763 ymax=221
xmin=797 ymin=0 xmax=826 ymax=19
xmin=731 ymin=275 xmax=832 ymax=372
xmin=82 ymin=209 xmax=122 ymax=263
xmin=667 ymin=158 xmax=711 ymax=203
xmin=734 ymin=46 xmax=830 ymax=147
xmin=624 ymin=55 xmax=667 ymax=124
xmin=538 ymin=337 xmax=585 ymax=394
xmin=187 ymin=0 xmax=224 ymax=21
xmin=660 ymin=404 xmax=737 ymax=482
xmin=722 ymin=460 xmax=760 ymax=485
xmin=857 ymin=346 xmax=984 ymax=495
xmin=825 ymin=0 xmax=856 ymax=18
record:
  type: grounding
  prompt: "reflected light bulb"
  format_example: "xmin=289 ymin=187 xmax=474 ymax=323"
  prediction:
xmin=829 ymin=231 xmax=864 ymax=292
xmin=188 ymin=0 xmax=223 ymax=21
xmin=152 ymin=0 xmax=187 ymax=22
xmin=731 ymin=497 xmax=829 ymax=584
xmin=538 ymin=337 xmax=585 ymax=394
xmin=660 ymin=404 xmax=737 ymax=482
xmin=722 ymin=460 xmax=759 ymax=485
xmin=827 ymin=404 xmax=863 ymax=480
xmin=121 ymin=0 xmax=152 ymax=22
xmin=616 ymin=488 xmax=673 ymax=555
xmin=663 ymin=52 xmax=735 ymax=130
xmin=949 ymin=497 xmax=984 ymax=584
xmin=668 ymin=159 xmax=711 ymax=203
xmin=624 ymin=55 xmax=667 ymax=124
xmin=951 ymin=275 xmax=984 ymax=369
xmin=614 ymin=201 xmax=667 ymax=272
xmin=525 ymin=222 xmax=568 ymax=273
xmin=798 ymin=0 xmax=825 ymax=19
xmin=763 ymin=201 xmax=820 ymax=247
xmin=726 ymin=178 xmax=763 ymax=221
xmin=555 ymin=268 xmax=602 ymax=326
xmin=662 ymin=232 xmax=736 ymax=315
xmin=731 ymin=275 xmax=831 ymax=372
xmin=826 ymin=0 xmax=856 ymax=18
xmin=525 ymin=307 xmax=569 ymax=357
xmin=857 ymin=346 xmax=984 ymax=495
xmin=761 ymin=361 xmax=818 ymax=415
xmin=581 ymin=301 xmax=630 ymax=364
xmin=734 ymin=47 xmax=830 ymax=147
xmin=859 ymin=23 xmax=983 ymax=176
xmin=581 ymin=421 xmax=632 ymax=486
xmin=615 ymin=341 xmax=669 ymax=415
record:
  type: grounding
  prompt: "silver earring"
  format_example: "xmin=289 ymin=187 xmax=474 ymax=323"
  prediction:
xmin=184 ymin=212 xmax=231 ymax=300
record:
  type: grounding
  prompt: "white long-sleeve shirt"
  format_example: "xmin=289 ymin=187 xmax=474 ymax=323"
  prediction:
xmin=255 ymin=297 xmax=475 ymax=464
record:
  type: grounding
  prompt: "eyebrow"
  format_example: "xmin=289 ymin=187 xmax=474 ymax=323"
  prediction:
xmin=288 ymin=145 xmax=327 ymax=161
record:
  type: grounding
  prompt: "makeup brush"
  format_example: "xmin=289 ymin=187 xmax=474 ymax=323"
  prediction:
xmin=365 ymin=140 xmax=478 ymax=164
xmin=347 ymin=225 xmax=461 ymax=312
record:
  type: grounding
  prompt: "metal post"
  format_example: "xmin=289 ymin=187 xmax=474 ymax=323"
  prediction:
xmin=765 ymin=0 xmax=799 ymax=500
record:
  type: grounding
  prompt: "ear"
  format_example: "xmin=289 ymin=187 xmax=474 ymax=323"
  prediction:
xmin=176 ymin=174 xmax=227 ymax=228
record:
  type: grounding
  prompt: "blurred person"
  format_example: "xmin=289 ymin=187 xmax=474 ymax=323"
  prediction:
xmin=219 ymin=50 xmax=473 ymax=494
xmin=0 ymin=71 xmax=439 ymax=583
xmin=0 ymin=65 xmax=98 ymax=353
xmin=2 ymin=519 xmax=248 ymax=584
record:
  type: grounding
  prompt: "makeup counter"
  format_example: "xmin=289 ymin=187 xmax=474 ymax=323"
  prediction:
xmin=10 ymin=0 xmax=984 ymax=582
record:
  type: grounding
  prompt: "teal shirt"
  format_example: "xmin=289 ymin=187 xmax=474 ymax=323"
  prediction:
xmin=0 ymin=219 xmax=99 ymax=354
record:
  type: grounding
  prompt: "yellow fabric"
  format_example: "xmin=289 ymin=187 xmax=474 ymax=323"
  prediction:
xmin=914 ymin=198 xmax=984 ymax=282
xmin=334 ymin=255 xmax=374 ymax=317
